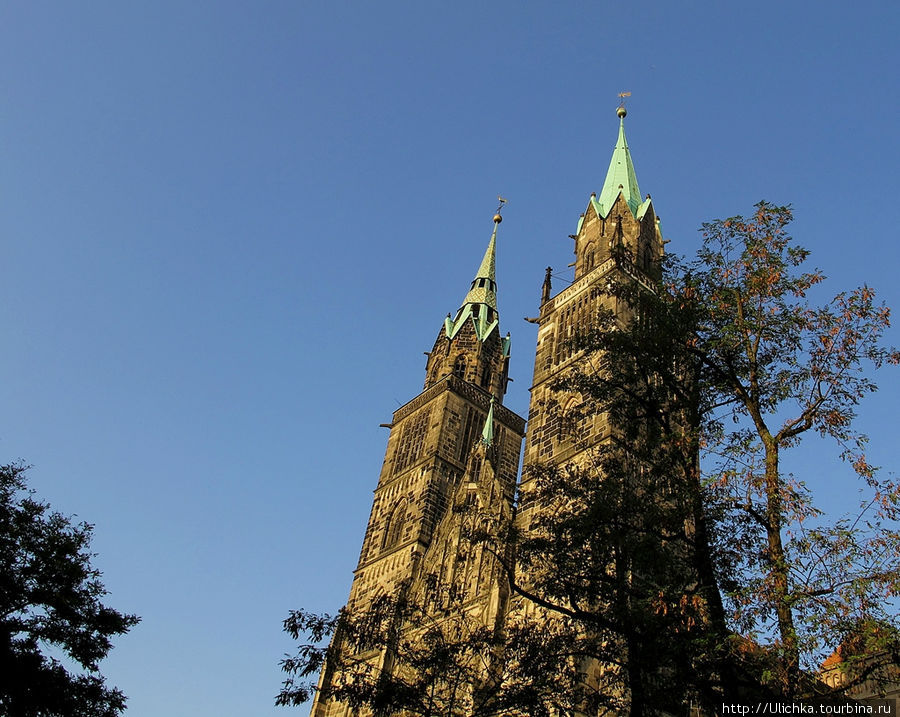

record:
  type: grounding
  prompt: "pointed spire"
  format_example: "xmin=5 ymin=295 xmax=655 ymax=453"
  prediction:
xmin=541 ymin=266 xmax=553 ymax=305
xmin=481 ymin=397 xmax=495 ymax=446
xmin=444 ymin=213 xmax=502 ymax=341
xmin=461 ymin=219 xmax=498 ymax=311
xmin=593 ymin=105 xmax=642 ymax=219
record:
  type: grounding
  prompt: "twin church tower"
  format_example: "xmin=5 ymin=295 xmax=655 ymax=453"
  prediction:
xmin=312 ymin=106 xmax=666 ymax=716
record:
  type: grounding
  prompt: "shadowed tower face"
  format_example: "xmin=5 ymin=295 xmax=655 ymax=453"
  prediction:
xmin=311 ymin=215 xmax=526 ymax=717
xmin=521 ymin=105 xmax=663 ymax=489
xmin=311 ymin=108 xmax=669 ymax=716
xmin=509 ymin=106 xmax=669 ymax=712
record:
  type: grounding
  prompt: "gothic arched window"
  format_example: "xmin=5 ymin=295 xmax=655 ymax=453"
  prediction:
xmin=641 ymin=243 xmax=653 ymax=270
xmin=382 ymin=500 xmax=408 ymax=550
xmin=556 ymin=396 xmax=583 ymax=454
xmin=583 ymin=241 xmax=595 ymax=272
xmin=452 ymin=355 xmax=467 ymax=379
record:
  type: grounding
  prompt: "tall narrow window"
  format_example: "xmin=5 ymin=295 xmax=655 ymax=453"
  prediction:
xmin=453 ymin=355 xmax=467 ymax=379
xmin=382 ymin=500 xmax=408 ymax=550
xmin=641 ymin=243 xmax=652 ymax=270
xmin=583 ymin=241 xmax=595 ymax=273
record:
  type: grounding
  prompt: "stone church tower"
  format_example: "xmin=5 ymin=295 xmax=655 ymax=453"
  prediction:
xmin=511 ymin=105 xmax=665 ymax=710
xmin=519 ymin=103 xmax=662 ymax=512
xmin=311 ymin=215 xmax=527 ymax=717
xmin=312 ymin=106 xmax=663 ymax=716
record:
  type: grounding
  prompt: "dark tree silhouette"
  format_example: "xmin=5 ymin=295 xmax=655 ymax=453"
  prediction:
xmin=280 ymin=202 xmax=900 ymax=712
xmin=0 ymin=462 xmax=139 ymax=716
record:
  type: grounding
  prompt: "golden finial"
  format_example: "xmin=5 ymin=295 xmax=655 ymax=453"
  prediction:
xmin=494 ymin=196 xmax=507 ymax=223
xmin=617 ymin=91 xmax=631 ymax=118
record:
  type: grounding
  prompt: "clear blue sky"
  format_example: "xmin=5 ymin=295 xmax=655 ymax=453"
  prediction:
xmin=1 ymin=2 xmax=898 ymax=715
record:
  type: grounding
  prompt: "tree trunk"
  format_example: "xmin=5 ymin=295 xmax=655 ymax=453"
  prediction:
xmin=763 ymin=439 xmax=799 ymax=693
xmin=688 ymin=455 xmax=742 ymax=704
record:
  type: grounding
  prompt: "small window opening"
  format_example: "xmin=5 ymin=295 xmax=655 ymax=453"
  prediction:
xmin=453 ymin=355 xmax=467 ymax=379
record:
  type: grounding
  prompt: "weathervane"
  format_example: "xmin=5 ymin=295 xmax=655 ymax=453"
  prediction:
xmin=617 ymin=91 xmax=631 ymax=118
xmin=494 ymin=195 xmax=507 ymax=223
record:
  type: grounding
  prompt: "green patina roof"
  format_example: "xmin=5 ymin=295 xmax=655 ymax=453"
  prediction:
xmin=597 ymin=114 xmax=641 ymax=217
xmin=444 ymin=220 xmax=500 ymax=341
xmin=576 ymin=112 xmax=649 ymax=233
xmin=462 ymin=225 xmax=497 ymax=309
xmin=481 ymin=397 xmax=495 ymax=446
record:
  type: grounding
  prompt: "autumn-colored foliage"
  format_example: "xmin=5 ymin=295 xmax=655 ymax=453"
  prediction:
xmin=279 ymin=202 xmax=900 ymax=712
xmin=682 ymin=202 xmax=900 ymax=696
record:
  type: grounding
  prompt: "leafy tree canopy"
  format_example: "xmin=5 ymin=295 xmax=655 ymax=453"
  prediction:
xmin=0 ymin=462 xmax=139 ymax=716
xmin=280 ymin=202 xmax=900 ymax=712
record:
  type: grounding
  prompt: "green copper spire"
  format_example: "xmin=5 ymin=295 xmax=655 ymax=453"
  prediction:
xmin=575 ymin=106 xmax=653 ymax=235
xmin=592 ymin=106 xmax=643 ymax=219
xmin=444 ymin=215 xmax=501 ymax=341
xmin=481 ymin=397 xmax=495 ymax=446
xmin=462 ymin=222 xmax=497 ymax=310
